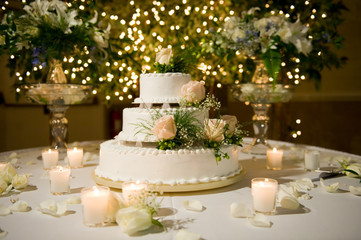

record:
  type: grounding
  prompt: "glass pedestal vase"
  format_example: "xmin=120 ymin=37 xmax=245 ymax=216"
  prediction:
xmin=20 ymin=60 xmax=94 ymax=155
xmin=232 ymin=83 xmax=293 ymax=155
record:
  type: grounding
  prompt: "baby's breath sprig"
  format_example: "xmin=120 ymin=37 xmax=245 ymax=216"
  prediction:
xmin=199 ymin=94 xmax=221 ymax=112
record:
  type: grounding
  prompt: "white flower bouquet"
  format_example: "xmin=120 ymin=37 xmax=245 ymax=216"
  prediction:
xmin=207 ymin=8 xmax=312 ymax=82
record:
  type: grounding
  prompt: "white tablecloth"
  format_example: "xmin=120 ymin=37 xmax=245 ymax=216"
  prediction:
xmin=1 ymin=138 xmax=361 ymax=240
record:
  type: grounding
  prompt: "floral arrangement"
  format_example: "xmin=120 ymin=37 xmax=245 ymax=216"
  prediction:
xmin=205 ymin=7 xmax=312 ymax=83
xmin=153 ymin=47 xmax=192 ymax=73
xmin=136 ymin=80 xmax=243 ymax=161
xmin=0 ymin=163 xmax=29 ymax=195
xmin=0 ymin=0 xmax=110 ymax=83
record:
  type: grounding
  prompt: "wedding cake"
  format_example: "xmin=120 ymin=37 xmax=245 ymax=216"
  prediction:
xmin=94 ymin=49 xmax=244 ymax=191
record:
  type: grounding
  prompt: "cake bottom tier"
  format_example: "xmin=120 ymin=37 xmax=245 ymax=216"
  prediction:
xmin=95 ymin=139 xmax=243 ymax=187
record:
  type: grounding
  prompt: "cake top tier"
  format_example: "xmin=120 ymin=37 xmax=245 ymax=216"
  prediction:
xmin=134 ymin=72 xmax=191 ymax=104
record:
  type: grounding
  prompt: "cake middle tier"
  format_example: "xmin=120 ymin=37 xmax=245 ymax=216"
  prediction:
xmin=116 ymin=107 xmax=209 ymax=142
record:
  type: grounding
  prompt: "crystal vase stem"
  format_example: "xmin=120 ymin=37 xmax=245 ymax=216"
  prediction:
xmin=48 ymin=105 xmax=69 ymax=151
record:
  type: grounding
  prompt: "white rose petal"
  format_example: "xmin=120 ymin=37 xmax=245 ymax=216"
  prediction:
xmin=230 ymin=202 xmax=253 ymax=218
xmin=280 ymin=196 xmax=299 ymax=210
xmin=83 ymin=152 xmax=92 ymax=162
xmin=248 ymin=213 xmax=272 ymax=228
xmin=320 ymin=178 xmax=339 ymax=193
xmin=0 ymin=204 xmax=11 ymax=216
xmin=175 ymin=229 xmax=201 ymax=240
xmin=65 ymin=196 xmax=81 ymax=205
xmin=0 ymin=178 xmax=8 ymax=195
xmin=9 ymin=152 xmax=18 ymax=159
xmin=349 ymin=186 xmax=361 ymax=196
xmin=290 ymin=178 xmax=314 ymax=192
xmin=0 ymin=229 xmax=7 ymax=238
xmin=9 ymin=200 xmax=29 ymax=212
xmin=39 ymin=199 xmax=67 ymax=217
xmin=183 ymin=200 xmax=203 ymax=212
xmin=26 ymin=160 xmax=36 ymax=166
xmin=297 ymin=192 xmax=311 ymax=200
xmin=115 ymin=207 xmax=152 ymax=235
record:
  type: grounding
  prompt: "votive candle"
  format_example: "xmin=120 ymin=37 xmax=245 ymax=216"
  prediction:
xmin=266 ymin=148 xmax=283 ymax=170
xmin=122 ymin=182 xmax=148 ymax=204
xmin=81 ymin=186 xmax=110 ymax=227
xmin=304 ymin=150 xmax=320 ymax=171
xmin=42 ymin=148 xmax=59 ymax=169
xmin=67 ymin=147 xmax=83 ymax=168
xmin=252 ymin=178 xmax=278 ymax=214
xmin=48 ymin=166 xmax=71 ymax=195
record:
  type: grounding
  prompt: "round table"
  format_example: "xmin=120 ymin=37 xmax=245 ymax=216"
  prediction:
xmin=0 ymin=138 xmax=360 ymax=240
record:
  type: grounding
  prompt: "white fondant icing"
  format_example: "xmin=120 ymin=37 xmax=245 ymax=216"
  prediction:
xmin=95 ymin=139 xmax=241 ymax=185
xmin=135 ymin=73 xmax=191 ymax=103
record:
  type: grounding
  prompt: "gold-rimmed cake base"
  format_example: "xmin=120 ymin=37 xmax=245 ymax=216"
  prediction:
xmin=92 ymin=167 xmax=245 ymax=193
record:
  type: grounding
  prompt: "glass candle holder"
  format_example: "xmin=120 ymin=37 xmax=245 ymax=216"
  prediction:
xmin=266 ymin=148 xmax=283 ymax=170
xmin=122 ymin=182 xmax=148 ymax=204
xmin=81 ymin=186 xmax=110 ymax=227
xmin=251 ymin=178 xmax=278 ymax=215
xmin=42 ymin=148 xmax=59 ymax=170
xmin=67 ymin=147 xmax=83 ymax=168
xmin=304 ymin=150 xmax=320 ymax=171
xmin=48 ymin=166 xmax=71 ymax=195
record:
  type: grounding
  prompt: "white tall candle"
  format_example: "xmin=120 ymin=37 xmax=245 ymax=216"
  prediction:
xmin=122 ymin=182 xmax=148 ymax=204
xmin=42 ymin=149 xmax=59 ymax=169
xmin=67 ymin=147 xmax=83 ymax=168
xmin=304 ymin=150 xmax=320 ymax=171
xmin=252 ymin=178 xmax=278 ymax=214
xmin=81 ymin=186 xmax=110 ymax=227
xmin=48 ymin=166 xmax=71 ymax=195
xmin=266 ymin=148 xmax=283 ymax=170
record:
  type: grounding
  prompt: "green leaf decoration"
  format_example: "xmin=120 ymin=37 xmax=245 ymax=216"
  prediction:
xmin=262 ymin=49 xmax=281 ymax=81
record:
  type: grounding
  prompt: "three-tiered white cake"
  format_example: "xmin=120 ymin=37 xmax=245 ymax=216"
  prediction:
xmin=94 ymin=72 xmax=243 ymax=191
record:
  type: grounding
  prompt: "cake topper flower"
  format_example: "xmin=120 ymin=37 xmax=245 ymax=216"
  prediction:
xmin=153 ymin=47 xmax=192 ymax=73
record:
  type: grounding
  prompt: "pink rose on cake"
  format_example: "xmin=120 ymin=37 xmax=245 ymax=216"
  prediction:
xmin=221 ymin=115 xmax=237 ymax=135
xmin=181 ymin=81 xmax=206 ymax=103
xmin=156 ymin=48 xmax=172 ymax=65
xmin=152 ymin=115 xmax=177 ymax=140
xmin=204 ymin=119 xmax=226 ymax=142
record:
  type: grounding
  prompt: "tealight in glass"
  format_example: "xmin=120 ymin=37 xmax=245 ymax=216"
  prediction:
xmin=251 ymin=178 xmax=278 ymax=215
xmin=81 ymin=186 xmax=110 ymax=227
xmin=48 ymin=166 xmax=71 ymax=195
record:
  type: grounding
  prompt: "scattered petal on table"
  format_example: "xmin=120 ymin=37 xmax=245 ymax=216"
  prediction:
xmin=248 ymin=213 xmax=272 ymax=228
xmin=83 ymin=152 xmax=92 ymax=162
xmin=9 ymin=152 xmax=18 ymax=159
xmin=290 ymin=178 xmax=314 ymax=192
xmin=26 ymin=160 xmax=36 ymax=166
xmin=65 ymin=196 xmax=81 ymax=204
xmin=10 ymin=158 xmax=18 ymax=166
xmin=280 ymin=196 xmax=300 ymax=210
xmin=9 ymin=200 xmax=30 ymax=212
xmin=0 ymin=204 xmax=11 ymax=216
xmin=175 ymin=229 xmax=201 ymax=240
xmin=230 ymin=202 xmax=253 ymax=218
xmin=349 ymin=186 xmax=361 ymax=196
xmin=183 ymin=200 xmax=203 ymax=212
xmin=297 ymin=192 xmax=311 ymax=200
xmin=320 ymin=178 xmax=339 ymax=193
xmin=0 ymin=229 xmax=8 ymax=238
xmin=39 ymin=199 xmax=67 ymax=217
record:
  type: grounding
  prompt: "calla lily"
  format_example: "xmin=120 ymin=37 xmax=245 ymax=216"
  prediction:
xmin=183 ymin=200 xmax=203 ymax=212
xmin=320 ymin=178 xmax=339 ymax=193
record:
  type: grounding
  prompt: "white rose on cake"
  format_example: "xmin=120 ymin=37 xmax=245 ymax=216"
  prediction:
xmin=156 ymin=48 xmax=172 ymax=65
xmin=221 ymin=115 xmax=237 ymax=135
xmin=204 ymin=119 xmax=226 ymax=142
xmin=152 ymin=115 xmax=177 ymax=140
xmin=181 ymin=81 xmax=206 ymax=103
